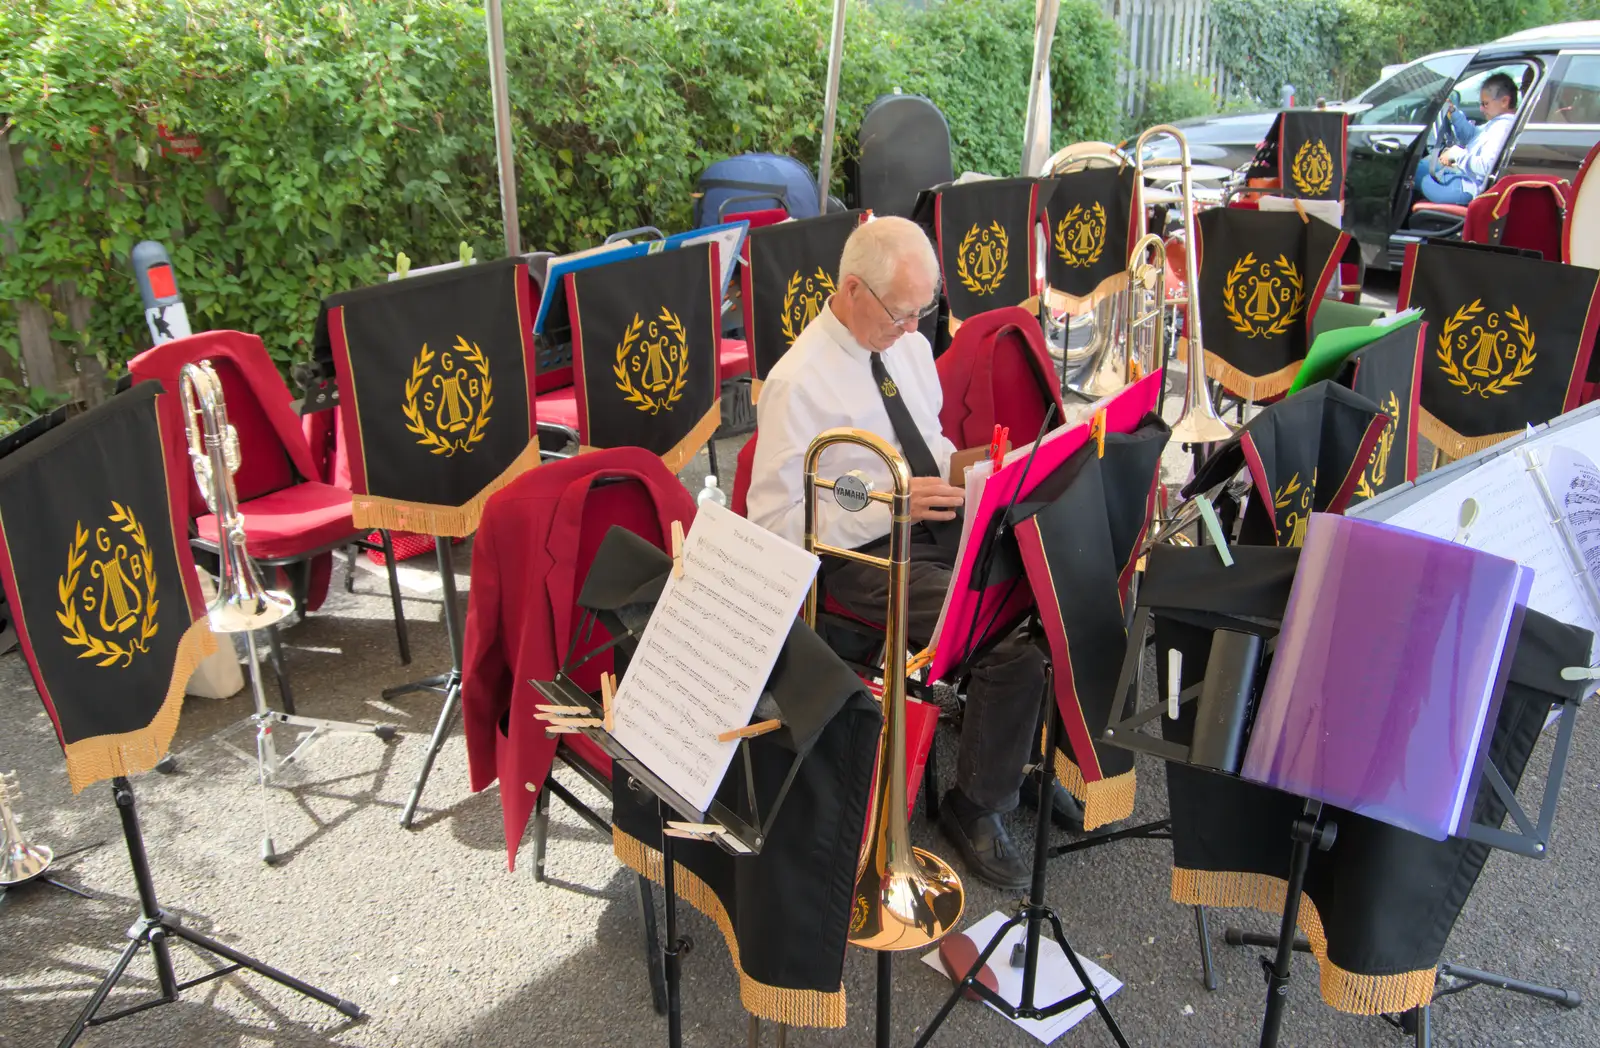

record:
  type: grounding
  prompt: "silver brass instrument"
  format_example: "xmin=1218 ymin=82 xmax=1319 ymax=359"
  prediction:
xmin=1080 ymin=233 xmax=1172 ymax=398
xmin=1134 ymin=125 xmax=1233 ymax=445
xmin=0 ymin=770 xmax=51 ymax=887
xmin=180 ymin=360 xmax=389 ymax=865
xmin=180 ymin=362 xmax=295 ymax=634
xmin=801 ymin=429 xmax=965 ymax=953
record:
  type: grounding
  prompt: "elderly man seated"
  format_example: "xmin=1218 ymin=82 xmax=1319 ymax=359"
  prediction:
xmin=747 ymin=216 xmax=1083 ymax=890
xmin=1415 ymin=72 xmax=1519 ymax=206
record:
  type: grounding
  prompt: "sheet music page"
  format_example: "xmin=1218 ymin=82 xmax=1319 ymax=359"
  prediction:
xmin=609 ymin=501 xmax=819 ymax=813
xmin=676 ymin=225 xmax=745 ymax=296
xmin=1385 ymin=452 xmax=1600 ymax=659
xmin=1541 ymin=445 xmax=1600 ymax=619
xmin=929 ymin=459 xmax=993 ymax=655
xmin=1526 ymin=413 xmax=1600 ymax=470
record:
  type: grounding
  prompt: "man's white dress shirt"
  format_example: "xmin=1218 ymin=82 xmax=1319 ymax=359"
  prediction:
xmin=747 ymin=301 xmax=956 ymax=551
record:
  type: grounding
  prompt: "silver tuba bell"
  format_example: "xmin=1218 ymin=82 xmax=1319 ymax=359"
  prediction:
xmin=179 ymin=362 xmax=294 ymax=634
xmin=0 ymin=770 xmax=52 ymax=887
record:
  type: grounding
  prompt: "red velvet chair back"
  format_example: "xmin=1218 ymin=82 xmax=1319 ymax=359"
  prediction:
xmin=1465 ymin=175 xmax=1569 ymax=261
xmin=731 ymin=433 xmax=758 ymax=517
xmin=129 ymin=330 xmax=319 ymax=521
xmin=936 ymin=307 xmax=1065 ymax=449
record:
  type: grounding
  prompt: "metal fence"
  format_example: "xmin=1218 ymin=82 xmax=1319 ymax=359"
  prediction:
xmin=1103 ymin=0 xmax=1233 ymax=118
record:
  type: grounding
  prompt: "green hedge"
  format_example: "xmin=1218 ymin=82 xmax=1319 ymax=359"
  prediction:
xmin=0 ymin=0 xmax=1121 ymax=393
xmin=1217 ymin=0 xmax=1600 ymax=105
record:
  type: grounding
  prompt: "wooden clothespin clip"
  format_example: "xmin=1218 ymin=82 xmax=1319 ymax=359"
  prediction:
xmin=1293 ymin=198 xmax=1310 ymax=224
xmin=671 ymin=519 xmax=686 ymax=579
xmin=716 ymin=719 xmax=783 ymax=743
xmin=905 ymin=647 xmax=936 ymax=677
xmin=601 ymin=672 xmax=616 ymax=732
xmin=1129 ymin=359 xmax=1145 ymax=382
xmin=535 ymin=704 xmax=589 ymax=716
xmin=540 ymin=716 xmax=602 ymax=730
xmin=663 ymin=821 xmax=722 ymax=841
xmin=1091 ymin=409 xmax=1107 ymax=458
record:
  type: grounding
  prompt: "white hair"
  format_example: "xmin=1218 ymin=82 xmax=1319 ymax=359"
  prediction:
xmin=838 ymin=215 xmax=940 ymax=294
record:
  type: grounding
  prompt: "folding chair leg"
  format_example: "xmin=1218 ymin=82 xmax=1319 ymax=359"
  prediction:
xmin=344 ymin=545 xmax=357 ymax=594
xmin=264 ymin=624 xmax=296 ymax=716
xmin=1195 ymin=905 xmax=1218 ymax=991
xmin=636 ymin=873 xmax=668 ymax=1016
xmin=531 ymin=786 xmax=550 ymax=884
xmin=378 ymin=530 xmax=412 ymax=666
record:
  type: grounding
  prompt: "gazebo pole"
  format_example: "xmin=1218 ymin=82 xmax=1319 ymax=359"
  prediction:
xmin=1020 ymin=0 xmax=1062 ymax=176
xmin=816 ymin=0 xmax=849 ymax=214
xmin=486 ymin=0 xmax=522 ymax=256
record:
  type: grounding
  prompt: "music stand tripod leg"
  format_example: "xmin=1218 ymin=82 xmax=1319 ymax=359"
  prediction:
xmin=1258 ymin=800 xmax=1334 ymax=1048
xmin=56 ymin=778 xmax=360 ymax=1048
xmin=397 ymin=540 xmax=466 ymax=829
xmin=915 ymin=660 xmax=1130 ymax=1048
xmin=383 ymin=539 xmax=462 ymax=701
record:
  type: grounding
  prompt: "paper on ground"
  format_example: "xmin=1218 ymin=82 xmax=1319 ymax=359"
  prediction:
xmin=919 ymin=910 xmax=1123 ymax=1044
xmin=608 ymin=501 xmax=818 ymax=813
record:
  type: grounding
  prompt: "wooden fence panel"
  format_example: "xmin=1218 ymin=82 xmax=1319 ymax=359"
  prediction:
xmin=1101 ymin=0 xmax=1227 ymax=118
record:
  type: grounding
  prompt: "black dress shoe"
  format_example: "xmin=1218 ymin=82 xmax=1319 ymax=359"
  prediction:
xmin=1019 ymin=773 xmax=1088 ymax=835
xmin=938 ymin=792 xmax=1030 ymax=891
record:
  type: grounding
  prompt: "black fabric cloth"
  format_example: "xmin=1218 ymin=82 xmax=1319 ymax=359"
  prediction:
xmin=1009 ymin=413 xmax=1169 ymax=827
xmin=744 ymin=211 xmax=863 ymax=383
xmin=1278 ymin=110 xmax=1349 ymax=201
xmin=1196 ymin=207 xmax=1347 ymax=396
xmin=922 ymin=177 xmax=1040 ymax=323
xmin=1186 ymin=381 xmax=1387 ymax=547
xmin=823 ymin=532 xmax=1044 ymax=814
xmin=318 ymin=256 xmax=535 ymax=512
xmin=568 ymin=244 xmax=721 ymax=465
xmin=0 ymin=384 xmax=210 ymax=791
xmin=1336 ymin=321 xmax=1425 ymax=505
xmin=580 ymin=528 xmax=882 ymax=1025
xmin=1401 ymin=239 xmax=1600 ymax=451
xmin=1143 ymin=542 xmax=1592 ymax=1011
xmin=1040 ymin=166 xmax=1140 ymax=304
xmin=868 ymin=352 xmax=959 ymax=550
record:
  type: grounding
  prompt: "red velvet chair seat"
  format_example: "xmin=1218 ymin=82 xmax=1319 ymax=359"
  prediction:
xmin=195 ymin=481 xmax=357 ymax=560
xmin=718 ymin=337 xmax=750 ymax=381
xmin=535 ymin=385 xmax=580 ymax=431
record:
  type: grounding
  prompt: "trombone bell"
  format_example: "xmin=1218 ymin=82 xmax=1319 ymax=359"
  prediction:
xmin=801 ymin=428 xmax=965 ymax=953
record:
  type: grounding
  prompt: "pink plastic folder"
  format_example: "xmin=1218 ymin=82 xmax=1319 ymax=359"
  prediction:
xmin=1241 ymin=512 xmax=1531 ymax=840
xmin=927 ymin=371 xmax=1163 ymax=683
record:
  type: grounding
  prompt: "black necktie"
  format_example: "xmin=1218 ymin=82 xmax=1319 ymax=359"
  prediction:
xmin=869 ymin=353 xmax=959 ymax=550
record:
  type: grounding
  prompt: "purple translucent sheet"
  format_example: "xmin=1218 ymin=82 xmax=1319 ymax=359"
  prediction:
xmin=1241 ymin=513 xmax=1530 ymax=840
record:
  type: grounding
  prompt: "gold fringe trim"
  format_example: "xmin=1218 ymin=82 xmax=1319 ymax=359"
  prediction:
xmin=1176 ymin=338 xmax=1301 ymax=401
xmin=749 ymin=378 xmax=764 ymax=405
xmin=1054 ymin=751 xmax=1137 ymax=831
xmin=63 ymin=617 xmax=216 ymax=793
xmin=1045 ymin=273 xmax=1130 ymax=318
xmin=660 ymin=398 xmax=722 ymax=476
xmin=1172 ymin=867 xmax=1438 ymax=1015
xmin=1418 ymin=407 xmax=1514 ymax=461
xmin=614 ymin=828 xmax=848 ymax=1028
xmin=351 ymin=439 xmax=542 ymax=538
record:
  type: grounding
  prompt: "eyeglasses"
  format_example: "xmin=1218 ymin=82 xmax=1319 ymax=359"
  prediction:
xmin=859 ymin=279 xmax=940 ymax=328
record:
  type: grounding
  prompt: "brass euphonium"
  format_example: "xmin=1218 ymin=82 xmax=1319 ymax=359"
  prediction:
xmin=179 ymin=362 xmax=294 ymax=634
xmin=1082 ymin=233 xmax=1172 ymax=397
xmin=1134 ymin=125 xmax=1233 ymax=445
xmin=801 ymin=430 xmax=965 ymax=954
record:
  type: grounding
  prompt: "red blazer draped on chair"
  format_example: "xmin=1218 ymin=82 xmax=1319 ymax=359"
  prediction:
xmin=462 ymin=447 xmax=696 ymax=869
xmin=935 ymin=306 xmax=1066 ymax=450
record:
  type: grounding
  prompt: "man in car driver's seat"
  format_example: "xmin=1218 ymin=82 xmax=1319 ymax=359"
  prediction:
xmin=1415 ymin=72 xmax=1519 ymax=206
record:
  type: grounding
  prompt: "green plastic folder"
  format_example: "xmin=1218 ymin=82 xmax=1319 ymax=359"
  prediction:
xmin=1290 ymin=306 xmax=1421 ymax=394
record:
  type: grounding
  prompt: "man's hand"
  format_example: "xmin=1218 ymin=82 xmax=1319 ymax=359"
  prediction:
xmin=909 ymin=476 xmax=965 ymax=523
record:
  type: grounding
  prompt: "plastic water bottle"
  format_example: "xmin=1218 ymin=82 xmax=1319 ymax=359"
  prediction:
xmin=697 ymin=474 xmax=728 ymax=510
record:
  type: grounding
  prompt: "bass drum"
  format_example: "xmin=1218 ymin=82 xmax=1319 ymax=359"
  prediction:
xmin=1564 ymin=140 xmax=1600 ymax=269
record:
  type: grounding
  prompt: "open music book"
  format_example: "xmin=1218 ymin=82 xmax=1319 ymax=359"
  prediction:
xmin=1356 ymin=404 xmax=1600 ymax=664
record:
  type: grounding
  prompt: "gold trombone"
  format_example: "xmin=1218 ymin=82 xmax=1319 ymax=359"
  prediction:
xmin=1134 ymin=125 xmax=1233 ymax=445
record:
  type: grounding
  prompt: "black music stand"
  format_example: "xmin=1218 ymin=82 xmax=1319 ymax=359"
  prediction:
xmin=1102 ymin=558 xmax=1588 ymax=1048
xmin=57 ymin=777 xmax=361 ymax=1047
xmin=395 ymin=538 xmax=464 ymax=829
xmin=915 ymin=642 xmax=1129 ymax=1048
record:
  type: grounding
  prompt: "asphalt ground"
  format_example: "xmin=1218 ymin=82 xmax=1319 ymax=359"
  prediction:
xmin=4 ymin=332 xmax=1600 ymax=1048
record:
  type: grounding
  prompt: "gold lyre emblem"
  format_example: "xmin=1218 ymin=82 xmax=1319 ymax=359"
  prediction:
xmin=879 ymin=376 xmax=899 ymax=398
xmin=1223 ymin=252 xmax=1305 ymax=339
xmin=57 ymin=502 xmax=160 ymax=668
xmin=1273 ymin=470 xmax=1316 ymax=548
xmin=780 ymin=267 xmax=835 ymax=346
xmin=1437 ymin=300 xmax=1537 ymax=398
xmin=1354 ymin=391 xmax=1400 ymax=500
xmin=614 ymin=307 xmax=690 ymax=415
xmin=402 ymin=336 xmax=494 ymax=456
xmin=1053 ymin=203 xmax=1107 ymax=269
xmin=955 ymin=221 xmax=1009 ymax=296
xmin=1291 ymin=139 xmax=1335 ymax=197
